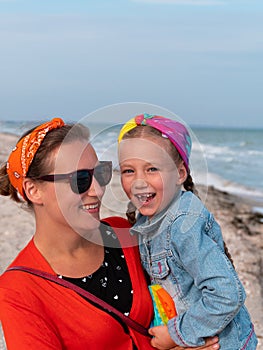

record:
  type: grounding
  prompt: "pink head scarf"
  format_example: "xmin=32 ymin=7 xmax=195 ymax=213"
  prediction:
xmin=118 ymin=113 xmax=192 ymax=172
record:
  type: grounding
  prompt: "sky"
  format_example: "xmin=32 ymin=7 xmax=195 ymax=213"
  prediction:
xmin=0 ymin=0 xmax=262 ymax=128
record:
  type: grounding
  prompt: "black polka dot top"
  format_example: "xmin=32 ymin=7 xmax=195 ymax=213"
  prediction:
xmin=60 ymin=222 xmax=133 ymax=315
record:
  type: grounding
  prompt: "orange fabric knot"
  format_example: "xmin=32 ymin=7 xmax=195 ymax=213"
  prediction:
xmin=6 ymin=117 xmax=65 ymax=200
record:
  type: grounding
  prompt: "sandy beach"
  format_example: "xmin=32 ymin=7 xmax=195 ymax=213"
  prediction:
xmin=0 ymin=132 xmax=262 ymax=349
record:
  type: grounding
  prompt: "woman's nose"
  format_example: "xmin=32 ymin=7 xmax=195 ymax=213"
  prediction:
xmin=86 ymin=176 xmax=105 ymax=197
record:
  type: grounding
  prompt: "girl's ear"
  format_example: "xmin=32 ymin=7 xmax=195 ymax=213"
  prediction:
xmin=177 ymin=162 xmax=188 ymax=185
xmin=23 ymin=178 xmax=43 ymax=205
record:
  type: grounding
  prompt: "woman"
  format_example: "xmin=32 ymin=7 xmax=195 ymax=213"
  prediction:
xmin=0 ymin=118 xmax=219 ymax=349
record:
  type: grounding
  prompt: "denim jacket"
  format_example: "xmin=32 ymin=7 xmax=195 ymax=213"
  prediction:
xmin=130 ymin=191 xmax=257 ymax=349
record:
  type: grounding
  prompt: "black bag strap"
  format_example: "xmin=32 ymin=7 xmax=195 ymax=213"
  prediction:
xmin=5 ymin=265 xmax=150 ymax=337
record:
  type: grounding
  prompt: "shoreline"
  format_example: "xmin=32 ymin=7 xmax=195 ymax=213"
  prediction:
xmin=0 ymin=132 xmax=262 ymax=348
xmin=1 ymin=130 xmax=263 ymax=207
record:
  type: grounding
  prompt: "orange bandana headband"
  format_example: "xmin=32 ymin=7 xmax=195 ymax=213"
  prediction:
xmin=6 ymin=117 xmax=65 ymax=200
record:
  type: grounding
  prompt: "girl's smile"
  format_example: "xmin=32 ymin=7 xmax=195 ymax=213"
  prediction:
xmin=134 ymin=192 xmax=156 ymax=204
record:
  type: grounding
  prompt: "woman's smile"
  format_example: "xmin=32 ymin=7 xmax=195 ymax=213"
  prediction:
xmin=79 ymin=201 xmax=100 ymax=213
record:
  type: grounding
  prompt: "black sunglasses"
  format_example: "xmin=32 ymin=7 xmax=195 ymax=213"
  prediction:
xmin=36 ymin=161 xmax=112 ymax=194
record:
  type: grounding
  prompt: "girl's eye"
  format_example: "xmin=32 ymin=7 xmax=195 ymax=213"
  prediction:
xmin=148 ymin=167 xmax=158 ymax=172
xmin=121 ymin=169 xmax=134 ymax=174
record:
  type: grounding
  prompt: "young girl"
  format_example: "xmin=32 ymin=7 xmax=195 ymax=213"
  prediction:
xmin=118 ymin=113 xmax=258 ymax=350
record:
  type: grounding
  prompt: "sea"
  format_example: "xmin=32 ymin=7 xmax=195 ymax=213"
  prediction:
xmin=1 ymin=120 xmax=263 ymax=213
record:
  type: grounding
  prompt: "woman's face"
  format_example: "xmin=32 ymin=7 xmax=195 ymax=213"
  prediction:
xmin=38 ymin=140 xmax=106 ymax=238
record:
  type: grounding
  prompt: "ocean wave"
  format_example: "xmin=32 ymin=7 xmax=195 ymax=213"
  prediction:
xmin=197 ymin=171 xmax=263 ymax=202
xmin=1 ymin=120 xmax=263 ymax=195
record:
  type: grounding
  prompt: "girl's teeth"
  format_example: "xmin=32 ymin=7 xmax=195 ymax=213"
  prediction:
xmin=136 ymin=194 xmax=154 ymax=202
xmin=137 ymin=194 xmax=152 ymax=199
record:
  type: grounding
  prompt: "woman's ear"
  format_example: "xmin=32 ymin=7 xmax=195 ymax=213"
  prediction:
xmin=177 ymin=162 xmax=188 ymax=185
xmin=23 ymin=178 xmax=43 ymax=205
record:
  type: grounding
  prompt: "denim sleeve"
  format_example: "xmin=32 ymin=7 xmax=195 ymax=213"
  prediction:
xmin=167 ymin=214 xmax=246 ymax=347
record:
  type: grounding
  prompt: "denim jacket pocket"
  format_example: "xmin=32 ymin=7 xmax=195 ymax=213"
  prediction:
xmin=151 ymin=255 xmax=170 ymax=279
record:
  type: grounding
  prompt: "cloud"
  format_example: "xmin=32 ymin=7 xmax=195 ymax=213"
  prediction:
xmin=131 ymin=0 xmax=225 ymax=5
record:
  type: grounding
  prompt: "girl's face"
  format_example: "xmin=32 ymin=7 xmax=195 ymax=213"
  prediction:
xmin=38 ymin=140 xmax=105 ymax=237
xmin=119 ymin=136 xmax=187 ymax=219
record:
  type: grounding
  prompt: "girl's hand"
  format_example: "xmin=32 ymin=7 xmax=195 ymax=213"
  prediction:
xmin=149 ymin=325 xmax=220 ymax=350
xmin=149 ymin=325 xmax=176 ymax=349
xmin=169 ymin=337 xmax=220 ymax=350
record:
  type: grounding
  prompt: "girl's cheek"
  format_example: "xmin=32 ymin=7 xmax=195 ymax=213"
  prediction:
xmin=121 ymin=177 xmax=129 ymax=193
xmin=124 ymin=183 xmax=132 ymax=196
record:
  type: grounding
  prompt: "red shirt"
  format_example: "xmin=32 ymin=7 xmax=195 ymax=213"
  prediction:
xmin=0 ymin=217 xmax=154 ymax=349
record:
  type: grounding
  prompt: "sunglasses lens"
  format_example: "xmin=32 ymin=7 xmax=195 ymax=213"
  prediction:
xmin=69 ymin=162 xmax=112 ymax=194
xmin=94 ymin=161 xmax=112 ymax=186
xmin=71 ymin=170 xmax=92 ymax=194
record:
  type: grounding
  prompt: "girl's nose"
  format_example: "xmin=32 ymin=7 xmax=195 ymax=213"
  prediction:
xmin=132 ymin=178 xmax=148 ymax=190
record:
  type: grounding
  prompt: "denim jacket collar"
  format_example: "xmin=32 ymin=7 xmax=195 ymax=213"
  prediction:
xmin=130 ymin=190 xmax=183 ymax=236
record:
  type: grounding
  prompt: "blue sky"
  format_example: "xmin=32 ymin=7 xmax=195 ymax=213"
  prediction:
xmin=0 ymin=0 xmax=262 ymax=127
